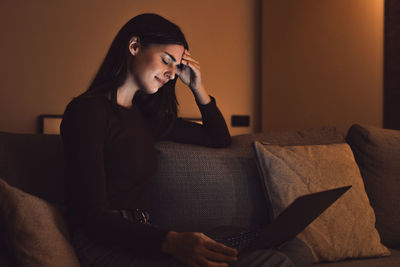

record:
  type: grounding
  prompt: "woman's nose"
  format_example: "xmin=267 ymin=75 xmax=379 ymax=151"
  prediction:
xmin=165 ymin=66 xmax=176 ymax=80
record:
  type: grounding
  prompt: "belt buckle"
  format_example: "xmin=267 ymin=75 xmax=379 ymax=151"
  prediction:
xmin=134 ymin=209 xmax=148 ymax=224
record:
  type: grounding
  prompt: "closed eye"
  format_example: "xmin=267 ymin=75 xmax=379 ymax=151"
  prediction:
xmin=162 ymin=55 xmax=183 ymax=71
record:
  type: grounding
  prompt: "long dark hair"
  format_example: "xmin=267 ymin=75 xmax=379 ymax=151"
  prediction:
xmin=80 ymin=13 xmax=189 ymax=136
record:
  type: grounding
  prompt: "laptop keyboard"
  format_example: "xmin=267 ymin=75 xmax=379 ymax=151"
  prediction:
xmin=214 ymin=230 xmax=261 ymax=251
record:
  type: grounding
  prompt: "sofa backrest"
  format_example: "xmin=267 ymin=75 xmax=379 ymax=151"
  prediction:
xmin=150 ymin=126 xmax=345 ymax=232
xmin=0 ymin=126 xmax=345 ymax=232
xmin=0 ymin=131 xmax=66 ymax=204
xmin=151 ymin=141 xmax=269 ymax=232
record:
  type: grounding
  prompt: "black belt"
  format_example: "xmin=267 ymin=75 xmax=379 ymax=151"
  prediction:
xmin=111 ymin=209 xmax=150 ymax=224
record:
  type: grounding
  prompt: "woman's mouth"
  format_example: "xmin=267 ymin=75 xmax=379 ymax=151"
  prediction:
xmin=155 ymin=77 xmax=164 ymax=86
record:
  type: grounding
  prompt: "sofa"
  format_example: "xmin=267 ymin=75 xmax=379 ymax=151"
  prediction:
xmin=0 ymin=125 xmax=399 ymax=266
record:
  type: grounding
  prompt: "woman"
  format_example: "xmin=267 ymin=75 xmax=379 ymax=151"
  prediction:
xmin=61 ymin=13 xmax=312 ymax=267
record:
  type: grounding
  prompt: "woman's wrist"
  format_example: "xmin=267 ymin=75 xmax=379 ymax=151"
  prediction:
xmin=192 ymin=84 xmax=211 ymax=105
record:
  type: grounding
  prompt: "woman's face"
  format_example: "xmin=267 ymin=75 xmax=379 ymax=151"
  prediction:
xmin=131 ymin=43 xmax=185 ymax=94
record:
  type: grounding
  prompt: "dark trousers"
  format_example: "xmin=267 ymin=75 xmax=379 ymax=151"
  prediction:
xmin=71 ymin=228 xmax=313 ymax=267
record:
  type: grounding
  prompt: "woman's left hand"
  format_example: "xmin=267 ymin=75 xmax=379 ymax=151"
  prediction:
xmin=177 ymin=50 xmax=203 ymax=92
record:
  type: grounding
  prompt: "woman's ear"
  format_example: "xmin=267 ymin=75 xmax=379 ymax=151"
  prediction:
xmin=129 ymin=36 xmax=140 ymax=56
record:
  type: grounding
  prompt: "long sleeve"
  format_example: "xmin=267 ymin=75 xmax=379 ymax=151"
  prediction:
xmin=60 ymin=97 xmax=169 ymax=256
xmin=162 ymin=96 xmax=231 ymax=147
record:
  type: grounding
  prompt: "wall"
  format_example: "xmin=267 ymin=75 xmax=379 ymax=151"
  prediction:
xmin=0 ymin=0 xmax=259 ymax=135
xmin=261 ymin=0 xmax=384 ymax=133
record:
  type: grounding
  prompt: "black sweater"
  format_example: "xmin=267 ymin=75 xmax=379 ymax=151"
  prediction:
xmin=60 ymin=95 xmax=231 ymax=256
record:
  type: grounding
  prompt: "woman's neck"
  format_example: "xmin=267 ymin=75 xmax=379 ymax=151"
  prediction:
xmin=117 ymin=74 xmax=139 ymax=109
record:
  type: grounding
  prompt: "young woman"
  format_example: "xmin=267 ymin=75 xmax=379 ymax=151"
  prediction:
xmin=61 ymin=13 xmax=312 ymax=267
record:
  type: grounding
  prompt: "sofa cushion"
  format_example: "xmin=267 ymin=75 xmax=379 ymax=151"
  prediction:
xmin=151 ymin=141 xmax=269 ymax=232
xmin=0 ymin=177 xmax=80 ymax=267
xmin=313 ymin=248 xmax=400 ymax=267
xmin=252 ymin=142 xmax=390 ymax=263
xmin=150 ymin=126 xmax=345 ymax=232
xmin=346 ymin=124 xmax=400 ymax=248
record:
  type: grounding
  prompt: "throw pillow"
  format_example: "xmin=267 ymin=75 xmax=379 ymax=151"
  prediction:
xmin=252 ymin=142 xmax=390 ymax=262
xmin=0 ymin=177 xmax=80 ymax=267
xmin=346 ymin=124 xmax=400 ymax=248
xmin=152 ymin=141 xmax=269 ymax=232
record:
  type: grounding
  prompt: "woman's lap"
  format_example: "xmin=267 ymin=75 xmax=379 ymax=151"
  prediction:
xmin=232 ymin=249 xmax=294 ymax=267
xmin=71 ymin=227 xmax=181 ymax=267
xmin=71 ymin=228 xmax=312 ymax=267
xmin=233 ymin=237 xmax=313 ymax=267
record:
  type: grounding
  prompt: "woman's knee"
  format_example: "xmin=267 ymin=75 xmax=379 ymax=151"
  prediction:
xmin=232 ymin=249 xmax=295 ymax=267
xmin=277 ymin=238 xmax=314 ymax=267
xmin=231 ymin=237 xmax=314 ymax=267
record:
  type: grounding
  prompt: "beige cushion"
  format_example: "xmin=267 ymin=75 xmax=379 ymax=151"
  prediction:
xmin=252 ymin=142 xmax=390 ymax=263
xmin=0 ymin=177 xmax=80 ymax=267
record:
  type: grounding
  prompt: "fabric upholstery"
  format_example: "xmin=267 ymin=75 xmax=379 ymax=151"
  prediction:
xmin=151 ymin=126 xmax=344 ymax=233
xmin=3 ymin=126 xmax=395 ymax=266
xmin=252 ymin=142 xmax=390 ymax=263
xmin=231 ymin=126 xmax=345 ymax=150
xmin=346 ymin=124 xmax=400 ymax=248
xmin=151 ymin=141 xmax=269 ymax=232
xmin=0 ymin=239 xmax=14 ymax=266
xmin=0 ymin=177 xmax=80 ymax=267
xmin=313 ymin=249 xmax=400 ymax=267
xmin=0 ymin=131 xmax=66 ymax=203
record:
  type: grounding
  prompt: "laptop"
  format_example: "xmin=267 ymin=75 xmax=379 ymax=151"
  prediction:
xmin=209 ymin=185 xmax=351 ymax=254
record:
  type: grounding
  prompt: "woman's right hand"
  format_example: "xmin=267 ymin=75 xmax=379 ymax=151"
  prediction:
xmin=162 ymin=231 xmax=238 ymax=267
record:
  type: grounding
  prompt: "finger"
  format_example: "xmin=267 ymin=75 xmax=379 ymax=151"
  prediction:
xmin=182 ymin=50 xmax=198 ymax=62
xmin=183 ymin=59 xmax=200 ymax=68
xmin=180 ymin=61 xmax=201 ymax=80
xmin=182 ymin=60 xmax=201 ymax=71
xmin=204 ymin=239 xmax=238 ymax=256
xmin=188 ymin=61 xmax=201 ymax=71
xmin=182 ymin=54 xmax=200 ymax=64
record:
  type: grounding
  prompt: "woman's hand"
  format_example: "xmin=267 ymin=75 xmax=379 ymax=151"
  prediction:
xmin=162 ymin=231 xmax=238 ymax=267
xmin=177 ymin=50 xmax=202 ymax=91
xmin=177 ymin=50 xmax=211 ymax=105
